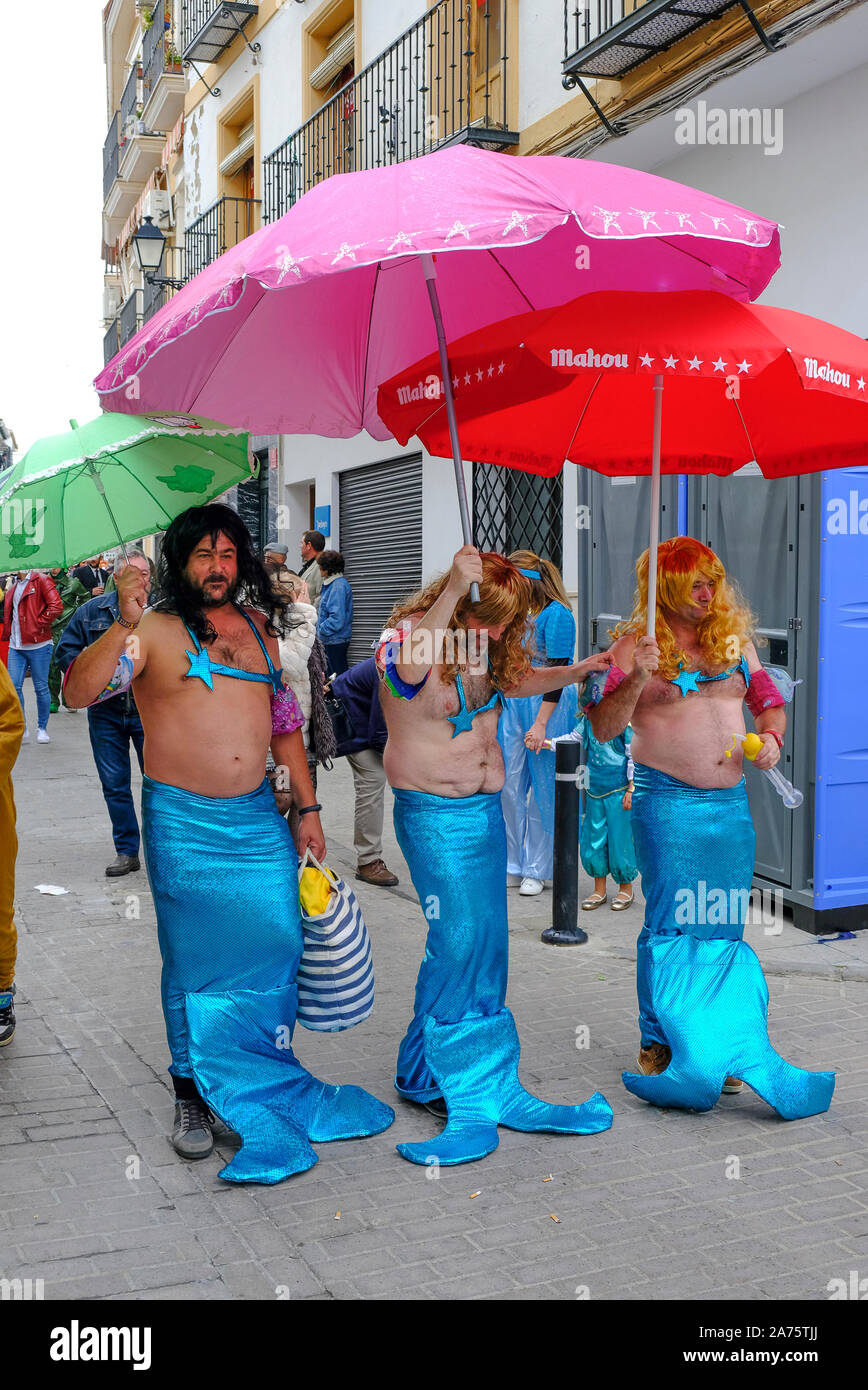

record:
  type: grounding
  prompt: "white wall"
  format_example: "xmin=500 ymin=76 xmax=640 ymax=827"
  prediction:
xmin=587 ymin=7 xmax=868 ymax=332
xmin=518 ymin=0 xmax=576 ymax=132
xmin=361 ymin=0 xmax=424 ymax=67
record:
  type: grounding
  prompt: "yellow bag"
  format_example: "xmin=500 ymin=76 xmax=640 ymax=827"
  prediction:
xmin=299 ymin=864 xmax=334 ymax=917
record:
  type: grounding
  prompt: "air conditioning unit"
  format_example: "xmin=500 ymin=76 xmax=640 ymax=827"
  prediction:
xmin=143 ymin=188 xmax=174 ymax=228
xmin=103 ymin=281 xmax=123 ymax=323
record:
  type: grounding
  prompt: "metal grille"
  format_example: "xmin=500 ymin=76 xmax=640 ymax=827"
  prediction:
xmin=338 ymin=455 xmax=424 ymax=666
xmin=473 ymin=462 xmax=564 ymax=569
xmin=563 ymin=0 xmax=737 ymax=81
xmin=185 ymin=196 xmax=260 ymax=279
xmin=103 ymin=319 xmax=121 ymax=367
xmin=142 ymin=243 xmax=187 ymax=324
xmin=103 ymin=114 xmax=119 ymax=202
xmin=120 ymin=63 xmax=141 ymax=137
xmin=181 ymin=1 xmax=258 ymax=61
xmin=119 ymin=290 xmax=142 ymax=348
xmin=263 ymin=0 xmax=516 ymax=222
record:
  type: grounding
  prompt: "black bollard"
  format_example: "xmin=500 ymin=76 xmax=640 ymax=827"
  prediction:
xmin=541 ymin=738 xmax=588 ymax=946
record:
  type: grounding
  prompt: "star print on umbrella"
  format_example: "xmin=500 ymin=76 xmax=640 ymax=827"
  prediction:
xmin=156 ymin=464 xmax=216 ymax=494
xmin=184 ymin=647 xmax=215 ymax=688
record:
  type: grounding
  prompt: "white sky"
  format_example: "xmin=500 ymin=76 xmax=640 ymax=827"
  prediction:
xmin=0 ymin=2 xmax=106 ymax=454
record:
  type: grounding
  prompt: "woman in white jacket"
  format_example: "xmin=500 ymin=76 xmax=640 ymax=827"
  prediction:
xmin=271 ymin=574 xmax=336 ymax=828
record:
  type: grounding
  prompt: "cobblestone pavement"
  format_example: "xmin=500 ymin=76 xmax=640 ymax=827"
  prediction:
xmin=3 ymin=692 xmax=867 ymax=1302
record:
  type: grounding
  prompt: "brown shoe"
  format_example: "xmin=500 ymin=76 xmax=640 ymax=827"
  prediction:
xmin=722 ymin=1076 xmax=744 ymax=1094
xmin=636 ymin=1042 xmax=672 ymax=1075
xmin=355 ymin=859 xmax=399 ymax=888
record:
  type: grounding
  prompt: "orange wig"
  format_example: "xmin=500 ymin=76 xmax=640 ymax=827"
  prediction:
xmin=612 ymin=537 xmax=760 ymax=679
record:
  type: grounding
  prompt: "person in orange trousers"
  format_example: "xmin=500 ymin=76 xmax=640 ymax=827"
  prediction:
xmin=0 ymin=657 xmax=26 ymax=1044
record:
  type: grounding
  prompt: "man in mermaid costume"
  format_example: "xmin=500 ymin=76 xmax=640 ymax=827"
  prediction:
xmin=587 ymin=537 xmax=834 ymax=1119
xmin=378 ymin=545 xmax=614 ymax=1166
xmin=63 ymin=505 xmax=393 ymax=1182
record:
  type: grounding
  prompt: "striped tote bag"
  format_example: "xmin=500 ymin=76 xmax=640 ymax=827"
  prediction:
xmin=296 ymin=851 xmax=375 ymax=1032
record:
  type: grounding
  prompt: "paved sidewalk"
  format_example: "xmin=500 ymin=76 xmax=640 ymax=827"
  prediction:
xmin=2 ymin=691 xmax=867 ymax=1301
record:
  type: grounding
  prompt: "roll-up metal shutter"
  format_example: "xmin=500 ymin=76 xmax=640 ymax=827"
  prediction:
xmin=339 ymin=454 xmax=423 ymax=665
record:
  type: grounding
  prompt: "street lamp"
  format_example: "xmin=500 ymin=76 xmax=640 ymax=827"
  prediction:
xmin=132 ymin=216 xmax=185 ymax=290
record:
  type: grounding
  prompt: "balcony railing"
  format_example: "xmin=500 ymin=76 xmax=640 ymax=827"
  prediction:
xmin=184 ymin=196 xmax=259 ymax=280
xmin=144 ymin=4 xmax=182 ymax=103
xmin=181 ymin=1 xmax=258 ymax=63
xmin=104 ymin=318 xmax=121 ymax=367
xmin=119 ymin=290 xmax=143 ymax=348
xmin=562 ymin=0 xmax=741 ymax=83
xmin=120 ymin=62 xmax=141 ymax=137
xmin=142 ymin=244 xmax=188 ymax=324
xmin=263 ymin=0 xmax=517 ymax=222
xmin=103 ymin=113 xmax=119 ymax=202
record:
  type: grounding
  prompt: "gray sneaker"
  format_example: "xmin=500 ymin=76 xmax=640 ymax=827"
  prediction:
xmin=171 ymin=1098 xmax=215 ymax=1159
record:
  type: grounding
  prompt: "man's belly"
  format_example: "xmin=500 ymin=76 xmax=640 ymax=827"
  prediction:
xmin=384 ymin=723 xmax=505 ymax=797
xmin=137 ymin=687 xmax=273 ymax=797
xmin=632 ymin=699 xmax=747 ymax=789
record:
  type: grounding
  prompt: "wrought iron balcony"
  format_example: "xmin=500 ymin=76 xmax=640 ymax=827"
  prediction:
xmin=120 ymin=62 xmax=141 ymax=137
xmin=562 ymin=0 xmax=777 ymax=83
xmin=184 ymin=196 xmax=260 ymax=280
xmin=103 ymin=113 xmax=120 ymax=203
xmin=181 ymin=2 xmax=258 ymax=63
xmin=119 ymin=290 xmax=143 ymax=349
xmin=143 ymin=2 xmax=185 ymax=126
xmin=263 ymin=0 xmax=517 ymax=222
xmin=142 ymin=243 xmax=188 ymax=323
xmin=104 ymin=318 xmax=121 ymax=367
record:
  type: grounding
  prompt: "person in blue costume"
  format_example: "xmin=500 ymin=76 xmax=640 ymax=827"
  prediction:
xmin=63 ymin=505 xmax=393 ymax=1183
xmin=587 ymin=537 xmax=834 ymax=1119
xmin=498 ymin=549 xmax=578 ymax=897
xmin=558 ymin=707 xmax=638 ymax=911
xmin=377 ymin=545 xmax=614 ymax=1166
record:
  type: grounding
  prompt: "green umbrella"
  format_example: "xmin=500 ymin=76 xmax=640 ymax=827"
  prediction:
xmin=0 ymin=412 xmax=253 ymax=570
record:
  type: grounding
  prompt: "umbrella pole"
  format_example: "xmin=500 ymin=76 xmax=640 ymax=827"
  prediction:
xmin=419 ymin=254 xmax=480 ymax=603
xmin=646 ymin=375 xmax=664 ymax=638
xmin=85 ymin=459 xmax=130 ymax=566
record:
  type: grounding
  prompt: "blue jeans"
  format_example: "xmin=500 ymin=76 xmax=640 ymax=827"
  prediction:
xmin=8 ymin=644 xmax=52 ymax=730
xmin=88 ymin=699 xmax=145 ymax=855
xmin=323 ymin=641 xmax=349 ymax=676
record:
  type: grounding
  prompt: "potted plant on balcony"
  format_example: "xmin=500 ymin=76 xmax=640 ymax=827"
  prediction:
xmin=166 ymin=43 xmax=183 ymax=74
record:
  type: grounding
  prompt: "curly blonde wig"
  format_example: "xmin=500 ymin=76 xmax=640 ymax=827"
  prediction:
xmin=611 ymin=537 xmax=761 ymax=680
xmin=390 ymin=551 xmax=532 ymax=691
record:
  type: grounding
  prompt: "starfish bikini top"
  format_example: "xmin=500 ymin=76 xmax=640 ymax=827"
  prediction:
xmin=669 ymin=654 xmax=750 ymax=697
xmin=446 ymin=671 xmax=504 ymax=738
xmin=182 ymin=607 xmax=284 ymax=696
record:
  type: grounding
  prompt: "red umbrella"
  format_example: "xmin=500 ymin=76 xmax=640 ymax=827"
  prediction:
xmin=378 ymin=290 xmax=868 ymax=629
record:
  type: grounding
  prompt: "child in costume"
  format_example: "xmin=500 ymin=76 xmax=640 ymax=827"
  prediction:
xmin=558 ymin=698 xmax=638 ymax=911
xmin=498 ymin=550 xmax=577 ymax=896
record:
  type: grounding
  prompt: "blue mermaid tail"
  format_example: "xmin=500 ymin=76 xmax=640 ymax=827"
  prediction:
xmin=396 ymin=1010 xmax=612 ymax=1166
xmin=626 ymin=763 xmax=835 ymax=1121
xmin=142 ymin=775 xmax=394 ymax=1185
xmin=392 ymin=787 xmax=612 ymax=1166
xmin=622 ymin=934 xmax=835 ymax=1119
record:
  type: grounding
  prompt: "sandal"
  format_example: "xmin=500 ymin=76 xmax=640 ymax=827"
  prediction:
xmin=611 ymin=891 xmax=634 ymax=911
xmin=581 ymin=892 xmax=608 ymax=910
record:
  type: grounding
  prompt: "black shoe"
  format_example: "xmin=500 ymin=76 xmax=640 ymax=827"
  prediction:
xmin=106 ymin=854 xmax=141 ymax=877
xmin=405 ymin=1095 xmax=448 ymax=1119
xmin=0 ymin=986 xmax=16 ymax=1047
xmin=171 ymin=1099 xmax=215 ymax=1159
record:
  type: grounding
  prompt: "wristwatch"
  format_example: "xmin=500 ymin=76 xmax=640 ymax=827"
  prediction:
xmin=297 ymin=803 xmax=323 ymax=817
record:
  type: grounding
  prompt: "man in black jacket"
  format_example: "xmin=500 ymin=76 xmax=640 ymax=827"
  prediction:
xmin=330 ymin=657 xmax=398 ymax=888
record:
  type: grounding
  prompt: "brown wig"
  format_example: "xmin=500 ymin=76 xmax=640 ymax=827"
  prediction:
xmin=390 ymin=551 xmax=532 ymax=691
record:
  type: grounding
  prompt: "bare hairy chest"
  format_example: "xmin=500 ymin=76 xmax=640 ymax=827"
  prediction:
xmin=639 ymin=669 xmax=747 ymax=710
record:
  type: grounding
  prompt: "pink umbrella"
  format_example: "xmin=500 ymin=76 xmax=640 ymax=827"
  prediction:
xmin=96 ymin=145 xmax=780 ymax=590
